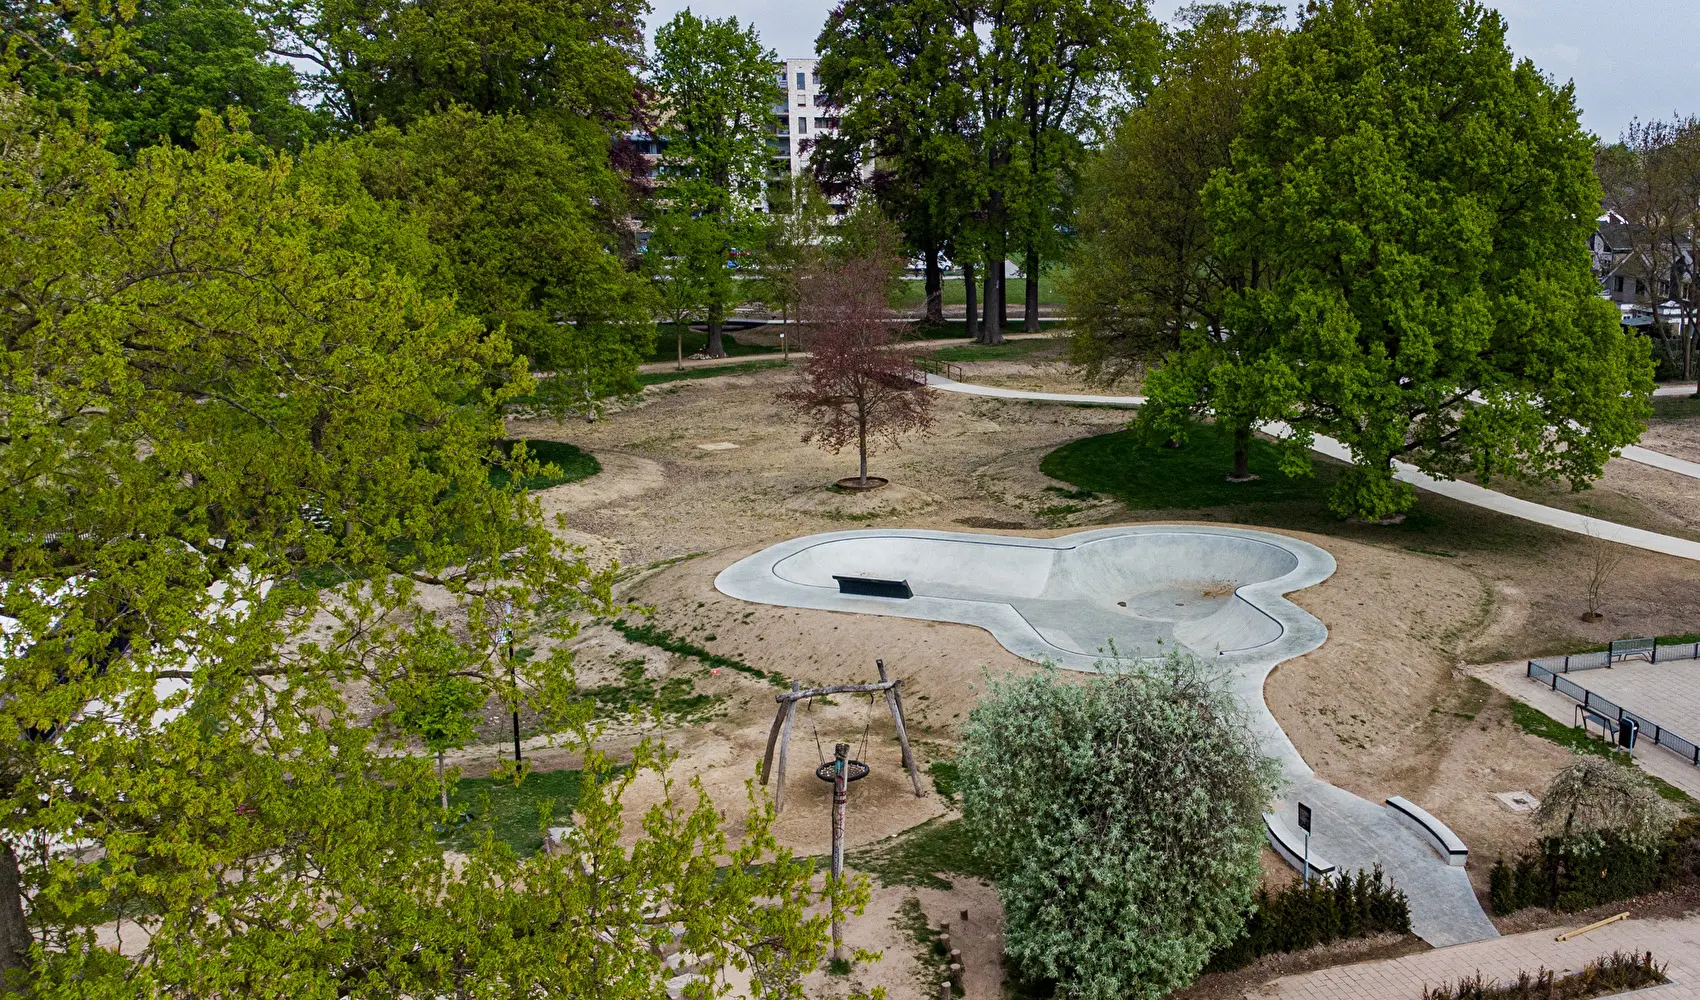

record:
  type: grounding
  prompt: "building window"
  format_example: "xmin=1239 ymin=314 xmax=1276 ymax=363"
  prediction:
xmin=797 ymin=71 xmax=806 ymax=90
xmin=1615 ymin=276 xmax=1624 ymax=294
xmin=812 ymin=71 xmax=819 ymax=87
xmin=798 ymin=117 xmax=808 ymax=134
xmin=1636 ymin=279 xmax=1645 ymax=296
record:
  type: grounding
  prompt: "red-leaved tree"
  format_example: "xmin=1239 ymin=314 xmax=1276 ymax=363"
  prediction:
xmin=779 ymin=257 xmax=935 ymax=486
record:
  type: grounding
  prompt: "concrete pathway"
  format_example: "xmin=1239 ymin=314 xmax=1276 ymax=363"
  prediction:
xmin=1253 ymin=914 xmax=1700 ymax=998
xmin=923 ymin=375 xmax=1700 ymax=563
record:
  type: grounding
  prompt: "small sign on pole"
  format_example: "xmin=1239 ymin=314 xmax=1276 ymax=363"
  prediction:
xmin=1297 ymin=802 xmax=1313 ymax=888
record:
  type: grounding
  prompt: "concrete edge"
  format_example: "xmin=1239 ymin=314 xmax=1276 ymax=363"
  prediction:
xmin=1385 ymin=796 xmax=1469 ymax=867
xmin=1265 ymin=811 xmax=1337 ymax=881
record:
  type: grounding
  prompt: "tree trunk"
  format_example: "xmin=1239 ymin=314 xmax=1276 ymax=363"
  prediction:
xmin=438 ymin=750 xmax=448 ymax=811
xmin=997 ymin=263 xmax=1008 ymax=331
xmin=676 ymin=321 xmax=684 ymax=371
xmin=705 ymin=311 xmax=726 ymax=359
xmin=963 ymin=263 xmax=978 ymax=340
xmin=858 ymin=413 xmax=869 ymax=486
xmin=0 ymin=842 xmax=31 ymax=984
xmin=982 ymin=255 xmax=1004 ymax=345
xmin=1230 ymin=422 xmax=1255 ymax=481
xmin=924 ymin=248 xmax=944 ymax=326
xmin=1024 ymin=247 xmax=1040 ymax=332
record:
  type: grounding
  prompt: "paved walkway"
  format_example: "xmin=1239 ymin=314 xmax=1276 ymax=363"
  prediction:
xmin=923 ymin=375 xmax=1700 ymax=563
xmin=1253 ymin=915 xmax=1700 ymax=998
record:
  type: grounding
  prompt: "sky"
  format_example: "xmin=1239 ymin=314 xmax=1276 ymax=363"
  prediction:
xmin=641 ymin=0 xmax=1700 ymax=142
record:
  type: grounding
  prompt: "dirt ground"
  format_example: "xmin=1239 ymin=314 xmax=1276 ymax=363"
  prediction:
xmin=485 ymin=360 xmax=1700 ymax=999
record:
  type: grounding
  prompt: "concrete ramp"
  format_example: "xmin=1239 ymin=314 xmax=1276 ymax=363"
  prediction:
xmin=716 ymin=524 xmax=1500 ymax=948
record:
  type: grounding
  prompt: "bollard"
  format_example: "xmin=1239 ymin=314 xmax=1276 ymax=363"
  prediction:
xmin=939 ymin=933 xmax=951 ymax=951
xmin=938 ymin=983 xmax=952 ymax=1000
xmin=949 ymin=963 xmax=963 ymax=986
xmin=950 ymin=949 xmax=962 ymax=965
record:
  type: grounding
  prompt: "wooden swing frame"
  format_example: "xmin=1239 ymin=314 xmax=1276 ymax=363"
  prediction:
xmin=758 ymin=659 xmax=925 ymax=813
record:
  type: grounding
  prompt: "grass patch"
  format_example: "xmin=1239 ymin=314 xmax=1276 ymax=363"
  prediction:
xmin=582 ymin=658 xmax=718 ymax=722
xmin=637 ymin=360 xmax=790 ymax=386
xmin=1652 ymin=393 xmax=1700 ymax=419
xmin=894 ymin=896 xmax=963 ymax=997
xmin=1405 ymin=545 xmax=1458 ymax=558
xmin=490 ymin=439 xmax=600 ymax=491
xmin=928 ymin=760 xmax=961 ymax=803
xmin=891 ymin=274 xmax=1066 ymax=309
xmin=442 ymin=768 xmax=586 ymax=857
xmin=928 ymin=336 xmax=1067 ymax=363
xmin=847 ymin=818 xmax=995 ymax=891
xmin=647 ymin=324 xmax=780 ymax=363
xmin=1508 ymin=701 xmax=1698 ymax=810
xmin=609 ymin=617 xmax=786 ymax=687
xmin=1041 ymin=425 xmax=1333 ymax=509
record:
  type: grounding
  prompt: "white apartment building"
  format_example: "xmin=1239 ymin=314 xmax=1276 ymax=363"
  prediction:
xmin=774 ymin=57 xmax=840 ymax=180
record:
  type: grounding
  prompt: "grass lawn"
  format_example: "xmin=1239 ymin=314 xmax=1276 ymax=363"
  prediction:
xmin=892 ymin=274 xmax=1067 ymax=309
xmin=1041 ymin=425 xmax=1334 ymax=509
xmin=637 ymin=360 xmax=791 ymax=386
xmin=443 ymin=768 xmax=586 ymax=857
xmin=1653 ymin=393 xmax=1700 ymax=419
xmin=646 ymin=323 xmax=780 ymax=364
xmin=491 ymin=439 xmax=600 ymax=491
xmin=929 ymin=336 xmax=1070 ymax=363
xmin=903 ymin=318 xmax=1070 ymax=340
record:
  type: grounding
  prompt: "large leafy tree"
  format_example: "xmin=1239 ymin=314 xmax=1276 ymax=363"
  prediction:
xmin=648 ymin=10 xmax=781 ymax=358
xmin=958 ymin=656 xmax=1277 ymax=1000
xmin=18 ymin=0 xmax=325 ymax=157
xmin=302 ymin=107 xmax=657 ymax=415
xmin=0 ymin=93 xmax=850 ymax=995
xmin=1202 ymin=0 xmax=1655 ymax=520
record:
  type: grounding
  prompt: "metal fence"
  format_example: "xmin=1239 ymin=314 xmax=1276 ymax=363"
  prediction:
xmin=1526 ymin=643 xmax=1700 ymax=767
xmin=1527 ymin=638 xmax=1700 ymax=675
xmin=912 ymin=356 xmax=965 ymax=382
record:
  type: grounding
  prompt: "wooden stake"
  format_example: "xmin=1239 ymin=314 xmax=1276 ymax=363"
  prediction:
xmin=773 ymin=681 xmax=800 ymax=814
xmin=831 ymin=741 xmax=850 ymax=963
xmin=878 ymin=660 xmax=925 ymax=797
xmin=1556 ymin=911 xmax=1629 ymax=941
xmin=759 ymin=695 xmax=789 ymax=785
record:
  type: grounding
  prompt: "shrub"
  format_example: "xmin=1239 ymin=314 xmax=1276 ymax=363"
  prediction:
xmin=1421 ymin=951 xmax=1665 ymax=1000
xmin=1489 ymin=816 xmax=1700 ymax=915
xmin=1205 ymin=866 xmax=1411 ymax=971
xmin=957 ymin=655 xmax=1279 ymax=1000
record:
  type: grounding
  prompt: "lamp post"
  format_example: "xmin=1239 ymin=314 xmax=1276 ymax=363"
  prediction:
xmin=780 ymin=329 xmax=787 ymax=362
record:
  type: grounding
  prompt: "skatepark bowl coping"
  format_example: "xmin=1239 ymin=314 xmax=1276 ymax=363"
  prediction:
xmin=714 ymin=525 xmax=1336 ymax=672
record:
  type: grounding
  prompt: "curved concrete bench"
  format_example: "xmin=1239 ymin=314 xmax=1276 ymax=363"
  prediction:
xmin=1386 ymin=796 xmax=1468 ymax=867
xmin=1264 ymin=812 xmax=1336 ymax=882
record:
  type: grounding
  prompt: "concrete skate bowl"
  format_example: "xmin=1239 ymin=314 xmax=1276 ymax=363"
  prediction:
xmin=714 ymin=525 xmax=1335 ymax=671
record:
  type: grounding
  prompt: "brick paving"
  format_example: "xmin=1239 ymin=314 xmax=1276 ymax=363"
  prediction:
xmin=1251 ymin=916 xmax=1700 ymax=998
xmin=1564 ymin=657 xmax=1700 ymax=749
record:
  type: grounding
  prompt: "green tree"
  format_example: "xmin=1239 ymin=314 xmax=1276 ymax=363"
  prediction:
xmin=20 ymin=0 xmax=325 ymax=157
xmin=0 ymin=92 xmax=852 ymax=995
xmin=391 ymin=640 xmax=483 ymax=811
xmin=1533 ymin=756 xmax=1676 ymax=852
xmin=755 ymin=173 xmax=834 ymax=329
xmin=649 ymin=10 xmax=781 ymax=358
xmin=815 ymin=0 xmax=981 ymax=328
xmin=1067 ymin=3 xmax=1291 ymax=479
xmin=1204 ymin=0 xmax=1656 ymax=520
xmin=256 ymin=0 xmax=646 ymax=132
xmin=303 ymin=107 xmax=656 ymax=415
xmin=957 ymin=655 xmax=1277 ymax=999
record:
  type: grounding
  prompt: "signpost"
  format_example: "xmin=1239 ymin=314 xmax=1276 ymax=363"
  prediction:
xmin=1297 ymin=802 xmax=1313 ymax=888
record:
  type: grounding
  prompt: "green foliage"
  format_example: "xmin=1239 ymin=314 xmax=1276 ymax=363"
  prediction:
xmin=1202 ymin=0 xmax=1655 ymax=520
xmin=1041 ymin=427 xmax=1333 ymax=509
xmin=0 ymin=90 xmax=852 ymax=995
xmin=1489 ymin=817 xmax=1700 ymax=915
xmin=1206 ymin=867 xmax=1411 ymax=971
xmin=1422 ymin=951 xmax=1667 ymax=1000
xmin=305 ymin=107 xmax=656 ymax=415
xmin=926 ymin=760 xmax=961 ymax=803
xmin=489 ymin=439 xmax=601 ymax=491
xmin=1533 ymin=756 xmax=1677 ymax=851
xmin=958 ymin=656 xmax=1279 ymax=999
xmin=609 ymin=618 xmax=787 ymax=686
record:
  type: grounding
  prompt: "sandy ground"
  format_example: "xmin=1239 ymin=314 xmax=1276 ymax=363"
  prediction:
xmin=480 ymin=362 xmax=1700 ymax=999
xmin=1644 ymin=411 xmax=1700 ymax=463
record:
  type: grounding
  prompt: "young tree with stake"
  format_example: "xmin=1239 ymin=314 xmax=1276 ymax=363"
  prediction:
xmin=779 ymin=257 xmax=934 ymax=487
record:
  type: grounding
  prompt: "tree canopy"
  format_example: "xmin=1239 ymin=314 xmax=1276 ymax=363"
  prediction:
xmin=958 ymin=655 xmax=1277 ymax=999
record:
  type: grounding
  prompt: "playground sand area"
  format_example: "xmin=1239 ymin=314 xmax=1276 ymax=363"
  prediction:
xmin=480 ymin=363 xmax=1700 ymax=996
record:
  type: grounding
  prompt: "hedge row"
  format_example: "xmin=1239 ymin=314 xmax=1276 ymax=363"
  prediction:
xmin=1206 ymin=866 xmax=1411 ymax=971
xmin=1490 ymin=817 xmax=1700 ymax=915
xmin=1421 ymin=950 xmax=1665 ymax=1000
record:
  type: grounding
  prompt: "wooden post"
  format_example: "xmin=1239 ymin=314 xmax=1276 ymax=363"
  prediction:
xmin=759 ymin=695 xmax=789 ymax=786
xmin=831 ymin=741 xmax=850 ymax=963
xmin=773 ymin=681 xmax=800 ymax=814
xmin=878 ymin=660 xmax=925 ymax=797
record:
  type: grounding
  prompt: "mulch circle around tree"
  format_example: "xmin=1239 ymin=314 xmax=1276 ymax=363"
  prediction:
xmin=834 ymin=476 xmax=890 ymax=492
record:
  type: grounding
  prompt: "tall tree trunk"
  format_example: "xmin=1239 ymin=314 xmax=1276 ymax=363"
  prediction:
xmin=924 ymin=248 xmax=944 ymax=326
xmin=982 ymin=254 xmax=1004 ymax=345
xmin=0 ymin=842 xmax=31 ymax=983
xmin=1230 ymin=422 xmax=1256 ymax=481
xmin=996 ymin=263 xmax=1009 ymax=331
xmin=1024 ymin=247 xmax=1041 ymax=332
xmin=438 ymin=751 xmax=448 ymax=811
xmin=676 ymin=321 xmax=685 ymax=371
xmin=858 ymin=412 xmax=869 ymax=486
xmin=963 ymin=263 xmax=978 ymax=340
xmin=705 ymin=310 xmax=726 ymax=359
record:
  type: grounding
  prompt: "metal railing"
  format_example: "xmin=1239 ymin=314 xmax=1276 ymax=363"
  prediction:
xmin=1526 ymin=642 xmax=1700 ymax=766
xmin=1526 ymin=638 xmax=1700 ymax=675
xmin=912 ymin=356 xmax=964 ymax=382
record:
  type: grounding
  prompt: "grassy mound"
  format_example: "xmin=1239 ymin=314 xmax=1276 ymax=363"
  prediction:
xmin=1039 ymin=425 xmax=1332 ymax=510
xmin=491 ymin=439 xmax=600 ymax=491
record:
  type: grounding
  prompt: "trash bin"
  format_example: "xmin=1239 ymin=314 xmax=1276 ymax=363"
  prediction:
xmin=1618 ymin=717 xmax=1639 ymax=750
